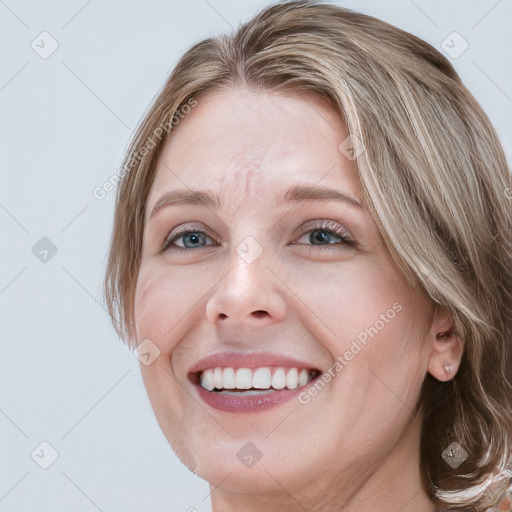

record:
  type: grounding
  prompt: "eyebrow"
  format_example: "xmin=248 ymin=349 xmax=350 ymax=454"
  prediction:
xmin=149 ymin=185 xmax=363 ymax=219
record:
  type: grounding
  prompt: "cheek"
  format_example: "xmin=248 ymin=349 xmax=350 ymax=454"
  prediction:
xmin=291 ymin=257 xmax=407 ymax=344
xmin=133 ymin=260 xmax=205 ymax=350
xmin=295 ymin=257 xmax=431 ymax=387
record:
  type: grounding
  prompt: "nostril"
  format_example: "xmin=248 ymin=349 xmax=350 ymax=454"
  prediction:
xmin=252 ymin=310 xmax=268 ymax=318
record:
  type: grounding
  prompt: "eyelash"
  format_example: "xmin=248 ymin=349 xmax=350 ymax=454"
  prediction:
xmin=161 ymin=220 xmax=355 ymax=253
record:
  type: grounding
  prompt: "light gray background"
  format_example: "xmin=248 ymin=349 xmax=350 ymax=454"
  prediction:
xmin=1 ymin=0 xmax=510 ymax=511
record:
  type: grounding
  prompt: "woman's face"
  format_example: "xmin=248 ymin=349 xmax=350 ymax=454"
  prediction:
xmin=134 ymin=87 xmax=435 ymax=506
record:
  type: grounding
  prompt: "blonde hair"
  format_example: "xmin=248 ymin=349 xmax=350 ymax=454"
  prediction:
xmin=104 ymin=1 xmax=512 ymax=509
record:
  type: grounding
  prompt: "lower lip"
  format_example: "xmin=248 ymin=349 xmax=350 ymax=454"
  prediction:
xmin=196 ymin=382 xmax=315 ymax=412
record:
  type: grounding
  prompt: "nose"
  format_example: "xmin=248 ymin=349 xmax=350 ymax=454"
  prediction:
xmin=205 ymin=246 xmax=287 ymax=328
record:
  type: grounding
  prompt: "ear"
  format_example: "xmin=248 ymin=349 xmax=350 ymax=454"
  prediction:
xmin=427 ymin=305 xmax=464 ymax=382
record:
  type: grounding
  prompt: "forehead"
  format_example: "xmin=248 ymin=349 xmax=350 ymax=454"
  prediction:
xmin=146 ymin=86 xmax=360 ymax=216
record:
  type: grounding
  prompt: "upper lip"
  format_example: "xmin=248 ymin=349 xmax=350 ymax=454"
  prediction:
xmin=189 ymin=351 xmax=320 ymax=375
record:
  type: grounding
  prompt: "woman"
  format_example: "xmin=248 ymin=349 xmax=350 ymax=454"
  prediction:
xmin=103 ymin=1 xmax=512 ymax=510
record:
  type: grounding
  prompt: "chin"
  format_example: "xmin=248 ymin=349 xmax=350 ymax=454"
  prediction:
xmin=173 ymin=432 xmax=320 ymax=496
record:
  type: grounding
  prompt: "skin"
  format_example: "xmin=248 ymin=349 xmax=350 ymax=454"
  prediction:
xmin=133 ymin=87 xmax=463 ymax=512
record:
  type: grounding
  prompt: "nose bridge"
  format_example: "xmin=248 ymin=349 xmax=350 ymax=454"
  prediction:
xmin=205 ymin=234 xmax=287 ymax=325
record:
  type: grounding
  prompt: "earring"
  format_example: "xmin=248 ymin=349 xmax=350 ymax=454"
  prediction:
xmin=443 ymin=362 xmax=454 ymax=377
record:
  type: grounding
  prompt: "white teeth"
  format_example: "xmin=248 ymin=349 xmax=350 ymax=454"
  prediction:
xmin=271 ymin=367 xmax=286 ymax=390
xmin=286 ymin=368 xmax=299 ymax=389
xmin=252 ymin=367 xmax=272 ymax=389
xmin=235 ymin=368 xmax=252 ymax=389
xmin=199 ymin=366 xmax=315 ymax=391
xmin=201 ymin=369 xmax=214 ymax=391
xmin=223 ymin=367 xmax=235 ymax=388
xmin=299 ymin=368 xmax=309 ymax=386
xmin=213 ymin=367 xmax=223 ymax=389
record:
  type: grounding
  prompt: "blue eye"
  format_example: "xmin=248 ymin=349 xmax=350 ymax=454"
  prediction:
xmin=297 ymin=228 xmax=345 ymax=246
xmin=293 ymin=220 xmax=354 ymax=250
xmin=162 ymin=220 xmax=354 ymax=253
xmin=163 ymin=230 xmax=215 ymax=251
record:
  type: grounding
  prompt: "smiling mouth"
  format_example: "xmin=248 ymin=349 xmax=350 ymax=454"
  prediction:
xmin=197 ymin=366 xmax=321 ymax=395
